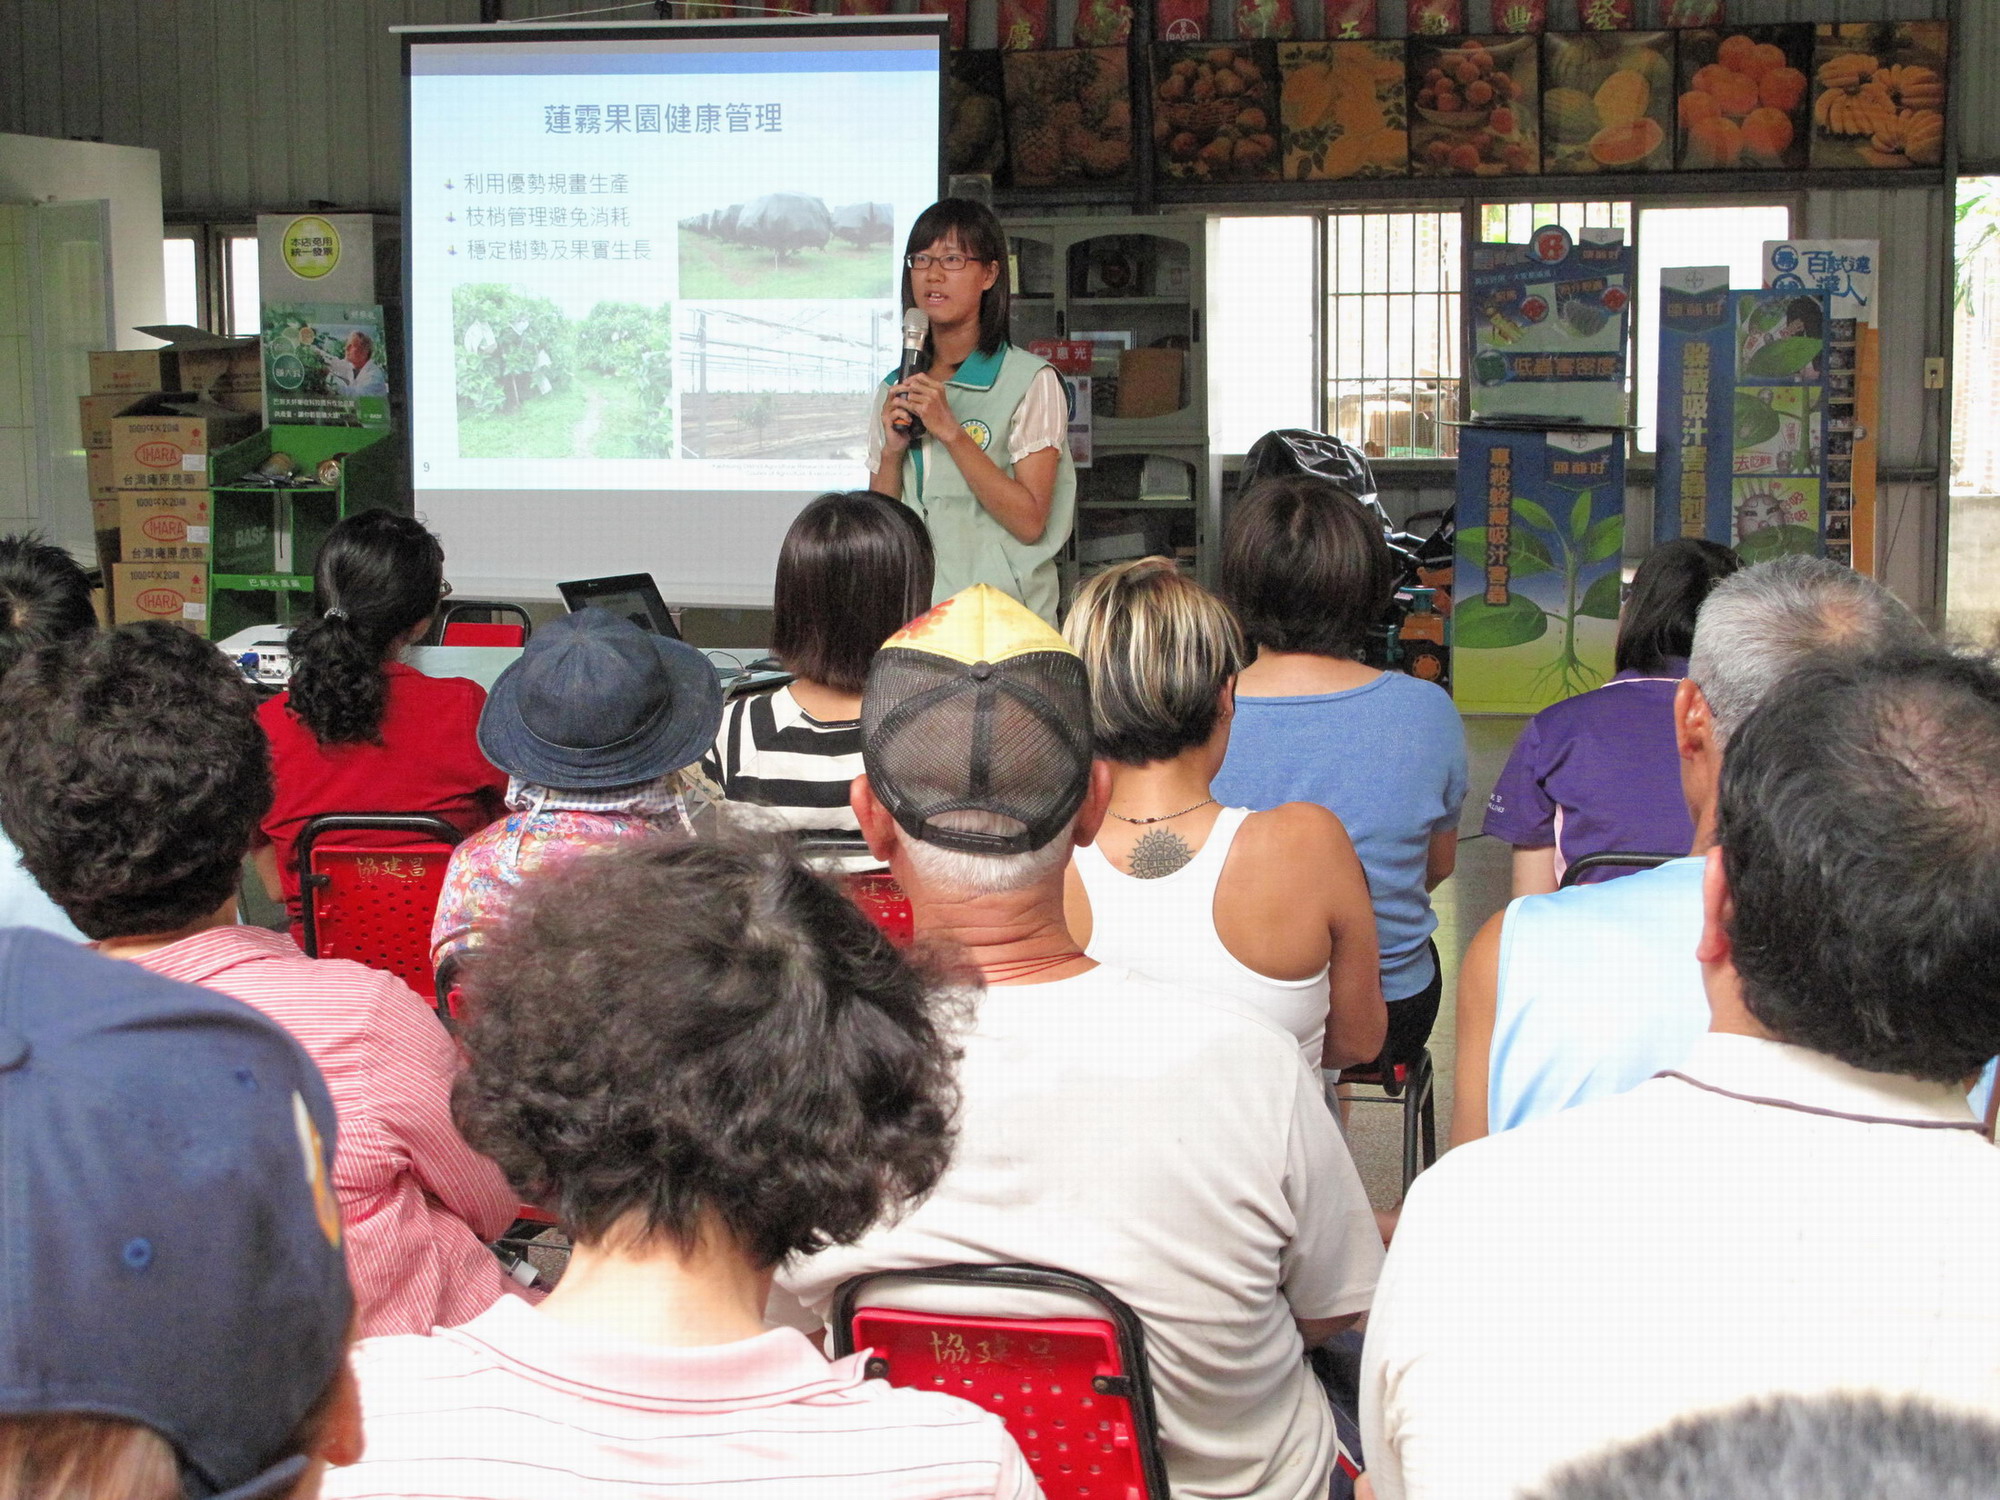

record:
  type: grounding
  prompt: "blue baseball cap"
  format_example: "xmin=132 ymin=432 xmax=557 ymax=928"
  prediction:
xmin=479 ymin=608 xmax=724 ymax=790
xmin=0 ymin=929 xmax=352 ymax=1499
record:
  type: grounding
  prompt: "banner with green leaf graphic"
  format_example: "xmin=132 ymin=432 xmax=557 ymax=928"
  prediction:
xmin=1452 ymin=426 xmax=1624 ymax=714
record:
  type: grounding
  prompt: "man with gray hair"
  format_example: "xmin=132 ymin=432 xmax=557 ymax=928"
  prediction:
xmin=1451 ymin=554 xmax=1928 ymax=1143
xmin=779 ymin=584 xmax=1385 ymax=1500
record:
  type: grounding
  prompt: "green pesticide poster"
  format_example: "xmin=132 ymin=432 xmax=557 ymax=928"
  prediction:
xmin=1469 ymin=224 xmax=1632 ymax=428
xmin=1729 ymin=287 xmax=1828 ymax=562
xmin=262 ymin=303 xmax=391 ymax=428
xmin=1452 ymin=425 xmax=1624 ymax=714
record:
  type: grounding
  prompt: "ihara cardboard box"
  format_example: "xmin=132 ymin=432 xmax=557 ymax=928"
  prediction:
xmin=115 ymin=490 xmax=212 ymax=563
xmin=107 ymin=395 xmax=258 ymax=491
xmin=86 ymin=448 xmax=118 ymax=502
xmin=79 ymin=393 xmax=141 ymax=450
xmin=91 ymin=497 xmax=120 ymax=577
xmin=89 ymin=329 xmax=262 ymax=415
xmin=109 ymin=563 xmax=207 ymax=636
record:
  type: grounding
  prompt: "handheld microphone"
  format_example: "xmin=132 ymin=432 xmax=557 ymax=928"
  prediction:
xmin=892 ymin=306 xmax=929 ymax=440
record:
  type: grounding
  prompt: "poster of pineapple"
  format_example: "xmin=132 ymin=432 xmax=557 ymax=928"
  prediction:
xmin=1278 ymin=42 xmax=1406 ymax=180
xmin=1003 ymin=49 xmax=1133 ymax=188
xmin=946 ymin=52 xmax=1007 ymax=181
xmin=451 ymin=286 xmax=674 ymax=461
xmin=1153 ymin=44 xmax=1280 ymax=183
xmin=1675 ymin=26 xmax=1813 ymax=171
xmin=1809 ymin=22 xmax=1947 ymax=171
xmin=261 ymin=304 xmax=390 ymax=429
xmin=1541 ymin=32 xmax=1674 ymax=174
xmin=1409 ymin=35 xmax=1539 ymax=177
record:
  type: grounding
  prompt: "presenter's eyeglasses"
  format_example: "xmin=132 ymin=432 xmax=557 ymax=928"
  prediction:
xmin=905 ymin=252 xmax=991 ymax=272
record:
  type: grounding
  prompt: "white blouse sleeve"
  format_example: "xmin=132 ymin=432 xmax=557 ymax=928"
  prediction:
xmin=865 ymin=385 xmax=889 ymax=474
xmin=1008 ymin=365 xmax=1071 ymax=464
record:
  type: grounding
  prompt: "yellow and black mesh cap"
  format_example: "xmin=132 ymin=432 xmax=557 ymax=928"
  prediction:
xmin=862 ymin=585 xmax=1094 ymax=856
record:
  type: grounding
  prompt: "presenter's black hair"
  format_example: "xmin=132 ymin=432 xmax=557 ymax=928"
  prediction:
xmin=0 ymin=532 xmax=96 ymax=680
xmin=286 ymin=510 xmax=445 ymax=745
xmin=903 ymin=198 xmax=1010 ymax=357
xmin=772 ymin=491 xmax=934 ymax=695
xmin=1615 ymin=538 xmax=1740 ymax=676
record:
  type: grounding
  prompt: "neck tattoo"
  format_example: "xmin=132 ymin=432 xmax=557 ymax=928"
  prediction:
xmin=1128 ymin=827 xmax=1194 ymax=879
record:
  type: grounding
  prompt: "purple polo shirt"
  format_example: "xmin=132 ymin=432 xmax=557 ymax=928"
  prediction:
xmin=1482 ymin=660 xmax=1694 ymax=883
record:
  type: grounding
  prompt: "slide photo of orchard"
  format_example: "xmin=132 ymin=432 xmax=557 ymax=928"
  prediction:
xmin=454 ymin=284 xmax=674 ymax=460
xmin=676 ymin=193 xmax=896 ymax=300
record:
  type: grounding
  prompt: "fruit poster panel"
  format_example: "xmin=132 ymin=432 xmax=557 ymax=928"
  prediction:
xmin=1653 ymin=266 xmax=1734 ymax=548
xmin=1541 ymin=32 xmax=1673 ymax=175
xmin=1731 ymin=286 xmax=1830 ymax=564
xmin=1409 ymin=34 xmax=1537 ymax=177
xmin=1810 ymin=22 xmax=1945 ymax=172
xmin=1453 ymin=427 xmax=1625 ymax=715
xmin=1470 ymin=225 xmax=1631 ymax=429
xmin=261 ymin=303 xmax=391 ymax=429
xmin=1676 ymin=26 xmax=1812 ymax=170
xmin=1277 ymin=41 xmax=1407 ymax=180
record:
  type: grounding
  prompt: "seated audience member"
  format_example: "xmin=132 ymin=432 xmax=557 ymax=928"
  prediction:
xmin=0 ymin=624 xmax=522 ymax=1337
xmin=1453 ymin=556 xmax=1927 ymax=1143
xmin=706 ymin=490 xmax=934 ymax=871
xmin=1213 ymin=476 xmax=1467 ymax=1077
xmin=327 ymin=836 xmax=1042 ymax=1500
xmin=0 ymin=534 xmax=94 ymax=940
xmin=1361 ymin=646 xmax=2000 ymax=1500
xmin=1524 ymin=1395 xmax=2000 ymax=1500
xmin=1061 ymin=556 xmax=1385 ymax=1070
xmin=0 ymin=929 xmax=360 ymax=1499
xmin=260 ymin=510 xmax=506 ymax=939
xmin=431 ymin=608 xmax=722 ymax=966
xmin=1485 ymin=538 xmax=1740 ymax=895
xmin=783 ymin=584 xmax=1384 ymax=1500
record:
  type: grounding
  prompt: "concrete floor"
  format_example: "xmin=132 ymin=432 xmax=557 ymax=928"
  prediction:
xmin=1341 ymin=715 xmax=1527 ymax=1209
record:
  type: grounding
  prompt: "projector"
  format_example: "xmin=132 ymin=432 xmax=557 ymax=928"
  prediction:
xmin=214 ymin=625 xmax=293 ymax=687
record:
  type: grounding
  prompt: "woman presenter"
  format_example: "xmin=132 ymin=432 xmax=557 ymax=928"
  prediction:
xmin=869 ymin=198 xmax=1075 ymax=624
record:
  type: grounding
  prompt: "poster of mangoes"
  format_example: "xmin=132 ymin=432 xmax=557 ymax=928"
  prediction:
xmin=1278 ymin=41 xmax=1407 ymax=180
xmin=1542 ymin=33 xmax=1673 ymax=174
xmin=1676 ymin=26 xmax=1813 ymax=170
xmin=1810 ymin=22 xmax=1947 ymax=170
xmin=1409 ymin=34 xmax=1538 ymax=177
xmin=1153 ymin=43 xmax=1280 ymax=183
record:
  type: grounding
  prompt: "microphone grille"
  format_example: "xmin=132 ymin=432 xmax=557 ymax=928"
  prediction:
xmin=902 ymin=306 xmax=930 ymax=336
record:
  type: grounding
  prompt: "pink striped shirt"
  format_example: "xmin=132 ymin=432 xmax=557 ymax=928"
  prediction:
xmin=135 ymin=926 xmax=523 ymax=1337
xmin=324 ymin=1297 xmax=1042 ymax=1500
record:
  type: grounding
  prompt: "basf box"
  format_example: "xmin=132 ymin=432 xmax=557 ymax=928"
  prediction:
xmin=115 ymin=490 xmax=212 ymax=563
xmin=107 ymin=396 xmax=258 ymax=491
xmin=110 ymin=563 xmax=207 ymax=635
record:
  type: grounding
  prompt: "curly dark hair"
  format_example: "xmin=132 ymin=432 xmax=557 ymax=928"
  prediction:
xmin=0 ymin=623 xmax=272 ymax=939
xmin=285 ymin=510 xmax=444 ymax=746
xmin=1717 ymin=646 xmax=2000 ymax=1083
xmin=455 ymin=835 xmax=958 ymax=1266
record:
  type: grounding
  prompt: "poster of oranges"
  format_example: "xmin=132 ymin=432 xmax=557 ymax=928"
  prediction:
xmin=1409 ymin=35 xmax=1539 ymax=177
xmin=1152 ymin=43 xmax=1281 ymax=183
xmin=1279 ymin=41 xmax=1407 ymax=180
xmin=1676 ymin=26 xmax=1813 ymax=171
xmin=1810 ymin=22 xmax=1947 ymax=171
xmin=1542 ymin=32 xmax=1674 ymax=174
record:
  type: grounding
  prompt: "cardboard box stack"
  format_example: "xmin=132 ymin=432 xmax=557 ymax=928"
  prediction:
xmin=84 ymin=329 xmax=263 ymax=636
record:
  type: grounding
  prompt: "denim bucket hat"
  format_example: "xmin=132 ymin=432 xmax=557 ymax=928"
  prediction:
xmin=480 ymin=608 xmax=724 ymax=789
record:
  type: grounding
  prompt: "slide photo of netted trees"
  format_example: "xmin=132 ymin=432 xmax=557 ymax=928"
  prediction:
xmin=677 ymin=193 xmax=895 ymax=300
xmin=453 ymin=284 xmax=675 ymax=460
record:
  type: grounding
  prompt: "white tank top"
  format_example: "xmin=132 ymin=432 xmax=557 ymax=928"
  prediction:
xmin=1074 ymin=805 xmax=1329 ymax=1069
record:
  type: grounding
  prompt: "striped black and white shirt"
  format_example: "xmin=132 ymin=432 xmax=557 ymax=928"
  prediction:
xmin=705 ymin=684 xmax=878 ymax=872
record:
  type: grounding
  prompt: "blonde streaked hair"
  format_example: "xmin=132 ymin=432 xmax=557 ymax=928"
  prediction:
xmin=0 ymin=1416 xmax=179 ymax=1500
xmin=1063 ymin=557 xmax=1248 ymax=767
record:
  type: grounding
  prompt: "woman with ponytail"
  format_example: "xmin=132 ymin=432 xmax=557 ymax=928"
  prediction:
xmin=257 ymin=511 xmax=506 ymax=937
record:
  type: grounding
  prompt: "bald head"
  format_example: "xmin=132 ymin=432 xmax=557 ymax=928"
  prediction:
xmin=1686 ymin=556 xmax=1927 ymax=743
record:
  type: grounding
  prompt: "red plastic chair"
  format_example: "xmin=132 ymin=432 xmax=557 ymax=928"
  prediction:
xmin=831 ymin=1264 xmax=1170 ymax=1500
xmin=845 ymin=872 xmax=914 ymax=947
xmin=438 ymin=601 xmax=532 ymax=648
xmin=297 ymin=814 xmax=463 ymax=997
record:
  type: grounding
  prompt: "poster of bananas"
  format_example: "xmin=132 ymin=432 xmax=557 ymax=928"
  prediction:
xmin=1469 ymin=224 xmax=1632 ymax=429
xmin=941 ymin=20 xmax=1947 ymax=192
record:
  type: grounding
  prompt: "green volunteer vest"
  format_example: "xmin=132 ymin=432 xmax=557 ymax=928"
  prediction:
xmin=892 ymin=343 xmax=1076 ymax=625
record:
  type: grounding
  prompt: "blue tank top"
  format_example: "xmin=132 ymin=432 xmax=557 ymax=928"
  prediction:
xmin=1490 ymin=857 xmax=1708 ymax=1135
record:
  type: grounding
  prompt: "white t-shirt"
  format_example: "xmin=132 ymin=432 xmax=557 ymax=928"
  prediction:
xmin=866 ymin=364 xmax=1068 ymax=472
xmin=782 ymin=964 xmax=1383 ymax=1500
xmin=1362 ymin=1031 xmax=2000 ymax=1500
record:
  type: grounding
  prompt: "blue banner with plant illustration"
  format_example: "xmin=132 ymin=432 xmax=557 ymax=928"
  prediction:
xmin=1452 ymin=426 xmax=1624 ymax=715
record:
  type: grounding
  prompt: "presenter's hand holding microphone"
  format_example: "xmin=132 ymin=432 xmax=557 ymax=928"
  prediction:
xmin=882 ymin=307 xmax=961 ymax=457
